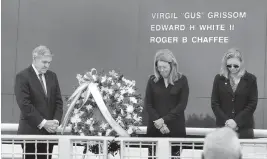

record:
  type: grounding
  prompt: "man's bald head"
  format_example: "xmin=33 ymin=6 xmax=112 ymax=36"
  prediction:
xmin=202 ymin=127 xmax=242 ymax=159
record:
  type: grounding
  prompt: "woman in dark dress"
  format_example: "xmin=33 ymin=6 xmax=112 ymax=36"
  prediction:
xmin=145 ymin=49 xmax=189 ymax=157
xmin=211 ymin=48 xmax=258 ymax=139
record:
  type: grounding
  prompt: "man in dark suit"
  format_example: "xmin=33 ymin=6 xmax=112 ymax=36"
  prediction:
xmin=14 ymin=45 xmax=63 ymax=159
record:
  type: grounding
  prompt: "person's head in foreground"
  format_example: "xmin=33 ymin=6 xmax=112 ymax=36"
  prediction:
xmin=202 ymin=127 xmax=242 ymax=159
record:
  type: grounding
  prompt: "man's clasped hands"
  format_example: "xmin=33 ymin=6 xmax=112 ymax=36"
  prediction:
xmin=44 ymin=120 xmax=59 ymax=133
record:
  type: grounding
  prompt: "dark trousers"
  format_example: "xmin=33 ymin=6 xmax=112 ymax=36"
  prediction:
xmin=238 ymin=128 xmax=254 ymax=139
xmin=147 ymin=144 xmax=181 ymax=159
xmin=21 ymin=143 xmax=54 ymax=159
xmin=146 ymin=130 xmax=185 ymax=159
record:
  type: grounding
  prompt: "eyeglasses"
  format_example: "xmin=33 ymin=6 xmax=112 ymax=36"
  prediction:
xmin=226 ymin=64 xmax=240 ymax=69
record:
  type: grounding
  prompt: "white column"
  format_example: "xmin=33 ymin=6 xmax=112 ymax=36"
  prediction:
xmin=157 ymin=138 xmax=170 ymax=159
xmin=58 ymin=136 xmax=72 ymax=159
xmin=103 ymin=139 xmax=108 ymax=159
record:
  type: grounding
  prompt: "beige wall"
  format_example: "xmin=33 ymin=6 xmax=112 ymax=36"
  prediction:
xmin=2 ymin=0 xmax=267 ymax=128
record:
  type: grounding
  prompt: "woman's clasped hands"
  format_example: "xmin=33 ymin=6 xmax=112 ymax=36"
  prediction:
xmin=153 ymin=118 xmax=170 ymax=134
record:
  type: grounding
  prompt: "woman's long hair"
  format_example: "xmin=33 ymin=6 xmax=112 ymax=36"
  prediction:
xmin=220 ymin=48 xmax=246 ymax=79
xmin=153 ymin=49 xmax=182 ymax=84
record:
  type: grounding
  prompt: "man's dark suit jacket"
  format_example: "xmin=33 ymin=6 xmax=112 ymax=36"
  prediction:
xmin=145 ymin=75 xmax=189 ymax=137
xmin=211 ymin=71 xmax=258 ymax=138
xmin=14 ymin=65 xmax=63 ymax=135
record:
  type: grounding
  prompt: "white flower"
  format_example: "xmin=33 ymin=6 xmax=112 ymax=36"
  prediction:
xmin=107 ymin=77 xmax=112 ymax=81
xmin=102 ymin=87 xmax=113 ymax=94
xmin=100 ymin=122 xmax=108 ymax=130
xmin=126 ymin=87 xmax=135 ymax=94
xmin=119 ymin=122 xmax=125 ymax=128
xmin=73 ymin=124 xmax=78 ymax=132
xmin=129 ymin=97 xmax=137 ymax=104
xmin=70 ymin=115 xmax=81 ymax=123
xmin=76 ymin=74 xmax=85 ymax=84
xmin=126 ymin=105 xmax=134 ymax=113
xmin=122 ymin=77 xmax=129 ymax=84
xmin=73 ymin=109 xmax=79 ymax=114
xmin=120 ymin=89 xmax=126 ymax=95
xmin=86 ymin=105 xmax=93 ymax=111
xmin=80 ymin=92 xmax=85 ymax=98
xmin=121 ymin=109 xmax=124 ymax=116
xmin=70 ymin=114 xmax=81 ymax=123
xmin=75 ymin=100 xmax=80 ymax=104
xmin=131 ymin=80 xmax=136 ymax=86
xmin=85 ymin=119 xmax=92 ymax=125
xmin=117 ymin=83 xmax=121 ymax=87
xmin=106 ymin=129 xmax=112 ymax=136
xmin=133 ymin=113 xmax=142 ymax=122
xmin=76 ymin=74 xmax=82 ymax=80
xmin=116 ymin=95 xmax=124 ymax=103
xmin=116 ymin=116 xmax=122 ymax=122
xmin=114 ymin=93 xmax=120 ymax=99
xmin=139 ymin=107 xmax=143 ymax=112
xmin=127 ymin=126 xmax=134 ymax=134
xmin=90 ymin=126 xmax=95 ymax=131
xmin=115 ymin=116 xmax=125 ymax=127
xmin=109 ymin=70 xmax=118 ymax=77
xmin=126 ymin=114 xmax=132 ymax=119
xmin=92 ymin=75 xmax=97 ymax=81
xmin=80 ymin=132 xmax=85 ymax=136
xmin=103 ymin=95 xmax=107 ymax=100
xmin=101 ymin=76 xmax=107 ymax=83
xmin=108 ymin=89 xmax=113 ymax=94
xmin=83 ymin=74 xmax=90 ymax=80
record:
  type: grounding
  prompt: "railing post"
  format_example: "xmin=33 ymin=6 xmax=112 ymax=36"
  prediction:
xmin=58 ymin=136 xmax=72 ymax=159
xmin=120 ymin=140 xmax=124 ymax=159
xmin=157 ymin=138 xmax=170 ymax=159
xmin=103 ymin=139 xmax=108 ymax=159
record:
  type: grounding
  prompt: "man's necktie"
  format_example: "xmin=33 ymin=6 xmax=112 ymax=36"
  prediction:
xmin=38 ymin=74 xmax=47 ymax=96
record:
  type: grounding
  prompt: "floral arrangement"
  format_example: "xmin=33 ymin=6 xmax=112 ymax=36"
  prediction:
xmin=62 ymin=69 xmax=143 ymax=137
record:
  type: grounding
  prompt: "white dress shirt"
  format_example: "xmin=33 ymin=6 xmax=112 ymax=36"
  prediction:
xmin=32 ymin=64 xmax=58 ymax=130
xmin=32 ymin=64 xmax=47 ymax=94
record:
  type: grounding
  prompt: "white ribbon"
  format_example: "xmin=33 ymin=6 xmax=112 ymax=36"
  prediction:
xmin=89 ymin=83 xmax=129 ymax=137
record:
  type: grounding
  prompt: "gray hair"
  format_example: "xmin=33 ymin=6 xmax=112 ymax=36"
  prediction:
xmin=220 ymin=48 xmax=245 ymax=79
xmin=32 ymin=45 xmax=53 ymax=58
xmin=202 ymin=127 xmax=241 ymax=159
xmin=153 ymin=49 xmax=182 ymax=85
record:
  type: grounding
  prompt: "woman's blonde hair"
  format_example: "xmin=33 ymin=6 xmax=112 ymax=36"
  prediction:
xmin=153 ymin=49 xmax=182 ymax=84
xmin=220 ymin=48 xmax=245 ymax=79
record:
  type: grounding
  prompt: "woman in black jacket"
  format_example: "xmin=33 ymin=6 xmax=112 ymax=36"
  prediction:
xmin=211 ymin=48 xmax=258 ymax=139
xmin=145 ymin=49 xmax=189 ymax=157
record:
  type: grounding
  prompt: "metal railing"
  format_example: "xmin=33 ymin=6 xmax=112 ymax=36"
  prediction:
xmin=1 ymin=135 xmax=267 ymax=159
xmin=2 ymin=123 xmax=267 ymax=137
xmin=2 ymin=123 xmax=267 ymax=159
